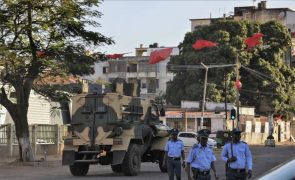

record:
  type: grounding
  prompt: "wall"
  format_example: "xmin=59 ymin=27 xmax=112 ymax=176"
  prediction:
xmin=83 ymin=61 xmax=108 ymax=82
xmin=2 ymin=91 xmax=62 ymax=125
xmin=211 ymin=118 xmax=224 ymax=132
xmin=286 ymin=11 xmax=295 ymax=32
xmin=241 ymin=120 xmax=292 ymax=144
xmin=190 ymin=19 xmax=212 ymax=31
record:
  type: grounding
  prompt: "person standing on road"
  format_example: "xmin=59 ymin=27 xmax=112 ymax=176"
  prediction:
xmin=163 ymin=128 xmax=186 ymax=180
xmin=186 ymin=129 xmax=218 ymax=180
xmin=221 ymin=128 xmax=253 ymax=180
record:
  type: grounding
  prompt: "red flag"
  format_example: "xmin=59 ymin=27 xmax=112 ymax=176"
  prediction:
xmin=149 ymin=48 xmax=173 ymax=64
xmin=244 ymin=33 xmax=264 ymax=49
xmin=192 ymin=39 xmax=218 ymax=50
xmin=106 ymin=53 xmax=124 ymax=59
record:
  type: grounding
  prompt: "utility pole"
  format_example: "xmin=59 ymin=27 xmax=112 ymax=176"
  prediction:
xmin=235 ymin=60 xmax=240 ymax=130
xmin=224 ymin=72 xmax=228 ymax=130
xmin=168 ymin=63 xmax=236 ymax=130
xmin=200 ymin=62 xmax=208 ymax=130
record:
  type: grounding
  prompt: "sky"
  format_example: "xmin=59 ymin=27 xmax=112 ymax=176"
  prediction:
xmin=96 ymin=0 xmax=295 ymax=56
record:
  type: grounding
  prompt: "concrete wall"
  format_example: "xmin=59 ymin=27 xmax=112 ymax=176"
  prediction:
xmin=241 ymin=132 xmax=268 ymax=144
xmin=241 ymin=120 xmax=291 ymax=144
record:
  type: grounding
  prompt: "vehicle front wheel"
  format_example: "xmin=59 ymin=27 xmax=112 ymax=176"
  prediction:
xmin=69 ymin=163 xmax=89 ymax=176
xmin=122 ymin=144 xmax=141 ymax=176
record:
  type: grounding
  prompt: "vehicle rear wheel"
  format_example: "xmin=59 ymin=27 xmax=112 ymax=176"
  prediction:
xmin=122 ymin=144 xmax=141 ymax=176
xmin=159 ymin=151 xmax=167 ymax=173
xmin=111 ymin=164 xmax=122 ymax=173
xmin=69 ymin=163 xmax=89 ymax=176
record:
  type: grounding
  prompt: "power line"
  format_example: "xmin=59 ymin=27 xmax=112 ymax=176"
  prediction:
xmin=167 ymin=64 xmax=236 ymax=71
xmin=240 ymin=65 xmax=278 ymax=89
xmin=207 ymin=82 xmax=277 ymax=96
xmin=241 ymin=65 xmax=273 ymax=81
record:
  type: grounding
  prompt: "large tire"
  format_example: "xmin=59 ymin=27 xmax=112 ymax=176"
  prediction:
xmin=111 ymin=164 xmax=122 ymax=173
xmin=159 ymin=151 xmax=167 ymax=173
xmin=122 ymin=144 xmax=141 ymax=176
xmin=69 ymin=163 xmax=89 ymax=176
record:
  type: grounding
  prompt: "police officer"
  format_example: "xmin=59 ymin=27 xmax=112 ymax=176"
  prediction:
xmin=186 ymin=129 xmax=218 ymax=180
xmin=221 ymin=128 xmax=253 ymax=180
xmin=163 ymin=128 xmax=186 ymax=180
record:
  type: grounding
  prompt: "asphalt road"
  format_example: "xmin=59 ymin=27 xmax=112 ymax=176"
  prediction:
xmin=0 ymin=145 xmax=294 ymax=180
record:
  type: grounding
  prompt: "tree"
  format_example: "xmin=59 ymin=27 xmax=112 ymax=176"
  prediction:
xmin=166 ymin=20 xmax=295 ymax=117
xmin=0 ymin=0 xmax=113 ymax=161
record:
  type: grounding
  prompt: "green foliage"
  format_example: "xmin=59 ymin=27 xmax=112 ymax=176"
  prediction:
xmin=0 ymin=0 xmax=113 ymax=99
xmin=166 ymin=20 xmax=294 ymax=116
xmin=0 ymin=0 xmax=113 ymax=161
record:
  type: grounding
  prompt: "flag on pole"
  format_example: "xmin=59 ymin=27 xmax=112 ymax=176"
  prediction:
xmin=148 ymin=48 xmax=173 ymax=64
xmin=244 ymin=33 xmax=264 ymax=49
xmin=192 ymin=39 xmax=218 ymax=50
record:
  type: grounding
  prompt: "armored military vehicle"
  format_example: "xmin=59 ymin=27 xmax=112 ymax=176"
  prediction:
xmin=62 ymin=80 xmax=170 ymax=176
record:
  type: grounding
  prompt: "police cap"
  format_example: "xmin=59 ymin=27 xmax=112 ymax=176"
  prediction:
xmin=170 ymin=128 xmax=179 ymax=135
xmin=198 ymin=129 xmax=211 ymax=138
xmin=232 ymin=128 xmax=241 ymax=135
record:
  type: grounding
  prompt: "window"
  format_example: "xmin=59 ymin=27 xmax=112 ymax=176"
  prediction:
xmin=147 ymin=78 xmax=156 ymax=93
xmin=178 ymin=133 xmax=196 ymax=138
xmin=122 ymin=105 xmax=143 ymax=122
xmin=128 ymin=64 xmax=137 ymax=72
xmin=142 ymin=83 xmax=146 ymax=88
xmin=103 ymin=67 xmax=108 ymax=74
xmin=197 ymin=118 xmax=211 ymax=127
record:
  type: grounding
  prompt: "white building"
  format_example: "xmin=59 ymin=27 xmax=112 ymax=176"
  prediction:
xmin=83 ymin=45 xmax=179 ymax=99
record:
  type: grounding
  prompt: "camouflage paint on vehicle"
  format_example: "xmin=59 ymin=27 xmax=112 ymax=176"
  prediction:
xmin=62 ymin=82 xmax=170 ymax=176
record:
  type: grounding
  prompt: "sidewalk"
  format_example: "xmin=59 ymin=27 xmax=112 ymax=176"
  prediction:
xmin=0 ymin=154 xmax=62 ymax=167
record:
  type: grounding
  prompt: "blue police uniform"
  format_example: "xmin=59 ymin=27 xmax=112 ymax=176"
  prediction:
xmin=221 ymin=131 xmax=253 ymax=180
xmin=186 ymin=144 xmax=216 ymax=171
xmin=165 ymin=139 xmax=184 ymax=158
xmin=165 ymin=128 xmax=184 ymax=180
xmin=186 ymin=129 xmax=216 ymax=180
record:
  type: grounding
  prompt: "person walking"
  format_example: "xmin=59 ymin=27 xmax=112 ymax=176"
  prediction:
xmin=221 ymin=128 xmax=253 ymax=180
xmin=186 ymin=129 xmax=218 ymax=180
xmin=163 ymin=128 xmax=186 ymax=180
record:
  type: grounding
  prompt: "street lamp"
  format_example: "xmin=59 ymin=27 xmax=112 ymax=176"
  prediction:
xmin=200 ymin=62 xmax=208 ymax=130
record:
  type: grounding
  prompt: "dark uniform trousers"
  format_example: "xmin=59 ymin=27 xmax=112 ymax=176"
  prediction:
xmin=167 ymin=157 xmax=181 ymax=180
xmin=191 ymin=168 xmax=211 ymax=180
xmin=226 ymin=168 xmax=247 ymax=180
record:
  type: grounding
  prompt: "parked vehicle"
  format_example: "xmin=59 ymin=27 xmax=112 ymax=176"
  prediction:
xmin=177 ymin=132 xmax=217 ymax=148
xmin=216 ymin=130 xmax=232 ymax=148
